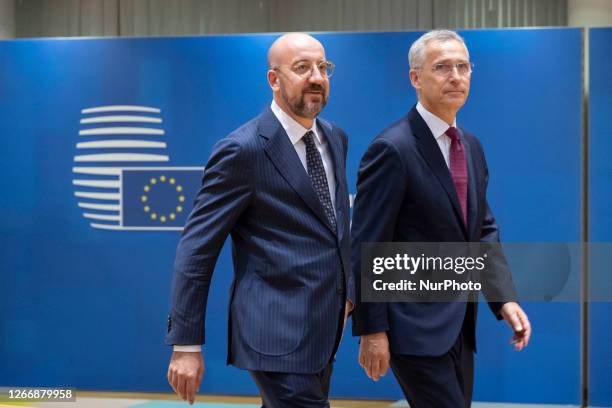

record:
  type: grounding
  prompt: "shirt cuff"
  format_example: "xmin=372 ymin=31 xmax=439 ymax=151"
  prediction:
xmin=173 ymin=345 xmax=202 ymax=352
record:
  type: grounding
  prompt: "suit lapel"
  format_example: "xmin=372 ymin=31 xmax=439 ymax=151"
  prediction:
xmin=318 ymin=119 xmax=344 ymax=240
xmin=408 ymin=108 xmax=468 ymax=238
xmin=461 ymin=130 xmax=479 ymax=240
xmin=259 ymin=108 xmax=336 ymax=235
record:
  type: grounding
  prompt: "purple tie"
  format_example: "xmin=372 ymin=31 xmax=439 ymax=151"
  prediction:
xmin=446 ymin=126 xmax=468 ymax=226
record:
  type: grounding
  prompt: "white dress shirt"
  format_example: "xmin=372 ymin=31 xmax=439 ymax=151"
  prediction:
xmin=416 ymin=102 xmax=457 ymax=169
xmin=173 ymin=101 xmax=337 ymax=353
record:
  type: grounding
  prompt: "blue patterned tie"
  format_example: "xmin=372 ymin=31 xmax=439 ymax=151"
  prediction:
xmin=303 ymin=131 xmax=337 ymax=231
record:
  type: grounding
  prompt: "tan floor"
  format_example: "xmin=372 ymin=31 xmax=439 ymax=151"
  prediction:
xmin=77 ymin=391 xmax=395 ymax=407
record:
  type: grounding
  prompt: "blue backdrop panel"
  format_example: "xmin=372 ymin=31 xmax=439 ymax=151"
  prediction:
xmin=0 ymin=28 xmax=582 ymax=403
xmin=588 ymin=27 xmax=612 ymax=408
xmin=460 ymin=29 xmax=582 ymax=405
xmin=0 ymin=35 xmax=273 ymax=395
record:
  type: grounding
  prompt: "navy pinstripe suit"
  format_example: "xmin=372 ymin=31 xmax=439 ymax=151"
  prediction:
xmin=165 ymin=107 xmax=354 ymax=376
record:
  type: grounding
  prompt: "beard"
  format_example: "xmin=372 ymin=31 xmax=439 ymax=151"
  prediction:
xmin=280 ymin=84 xmax=328 ymax=119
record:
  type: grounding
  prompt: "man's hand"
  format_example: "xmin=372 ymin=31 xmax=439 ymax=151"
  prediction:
xmin=167 ymin=351 xmax=204 ymax=405
xmin=500 ymin=302 xmax=531 ymax=351
xmin=359 ymin=332 xmax=390 ymax=381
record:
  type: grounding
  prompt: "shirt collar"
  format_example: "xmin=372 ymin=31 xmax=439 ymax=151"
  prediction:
xmin=416 ymin=102 xmax=457 ymax=141
xmin=271 ymin=100 xmax=322 ymax=145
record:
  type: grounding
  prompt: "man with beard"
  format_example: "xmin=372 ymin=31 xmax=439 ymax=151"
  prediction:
xmin=351 ymin=30 xmax=531 ymax=407
xmin=165 ymin=33 xmax=354 ymax=407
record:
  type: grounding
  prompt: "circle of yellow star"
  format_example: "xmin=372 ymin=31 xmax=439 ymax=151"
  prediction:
xmin=141 ymin=175 xmax=188 ymax=224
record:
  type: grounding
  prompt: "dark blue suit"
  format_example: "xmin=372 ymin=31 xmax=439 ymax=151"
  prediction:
xmin=166 ymin=107 xmax=353 ymax=405
xmin=351 ymin=107 xmax=517 ymax=407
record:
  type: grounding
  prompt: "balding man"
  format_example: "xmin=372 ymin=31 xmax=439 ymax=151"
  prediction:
xmin=165 ymin=33 xmax=354 ymax=407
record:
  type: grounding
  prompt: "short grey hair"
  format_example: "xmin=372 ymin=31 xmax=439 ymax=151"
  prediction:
xmin=408 ymin=29 xmax=469 ymax=69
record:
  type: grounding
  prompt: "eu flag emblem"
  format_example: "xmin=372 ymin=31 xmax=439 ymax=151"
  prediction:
xmin=122 ymin=169 xmax=202 ymax=228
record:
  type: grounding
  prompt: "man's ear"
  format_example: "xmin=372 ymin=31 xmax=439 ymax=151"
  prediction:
xmin=409 ymin=69 xmax=420 ymax=90
xmin=268 ymin=69 xmax=279 ymax=91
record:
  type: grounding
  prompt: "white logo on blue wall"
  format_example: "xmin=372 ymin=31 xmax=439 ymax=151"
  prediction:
xmin=72 ymin=105 xmax=202 ymax=231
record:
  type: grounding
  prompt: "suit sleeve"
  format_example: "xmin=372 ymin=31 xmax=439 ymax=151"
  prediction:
xmin=339 ymin=128 xmax=356 ymax=305
xmin=477 ymin=144 xmax=518 ymax=318
xmin=165 ymin=138 xmax=253 ymax=345
xmin=351 ymin=139 xmax=406 ymax=336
